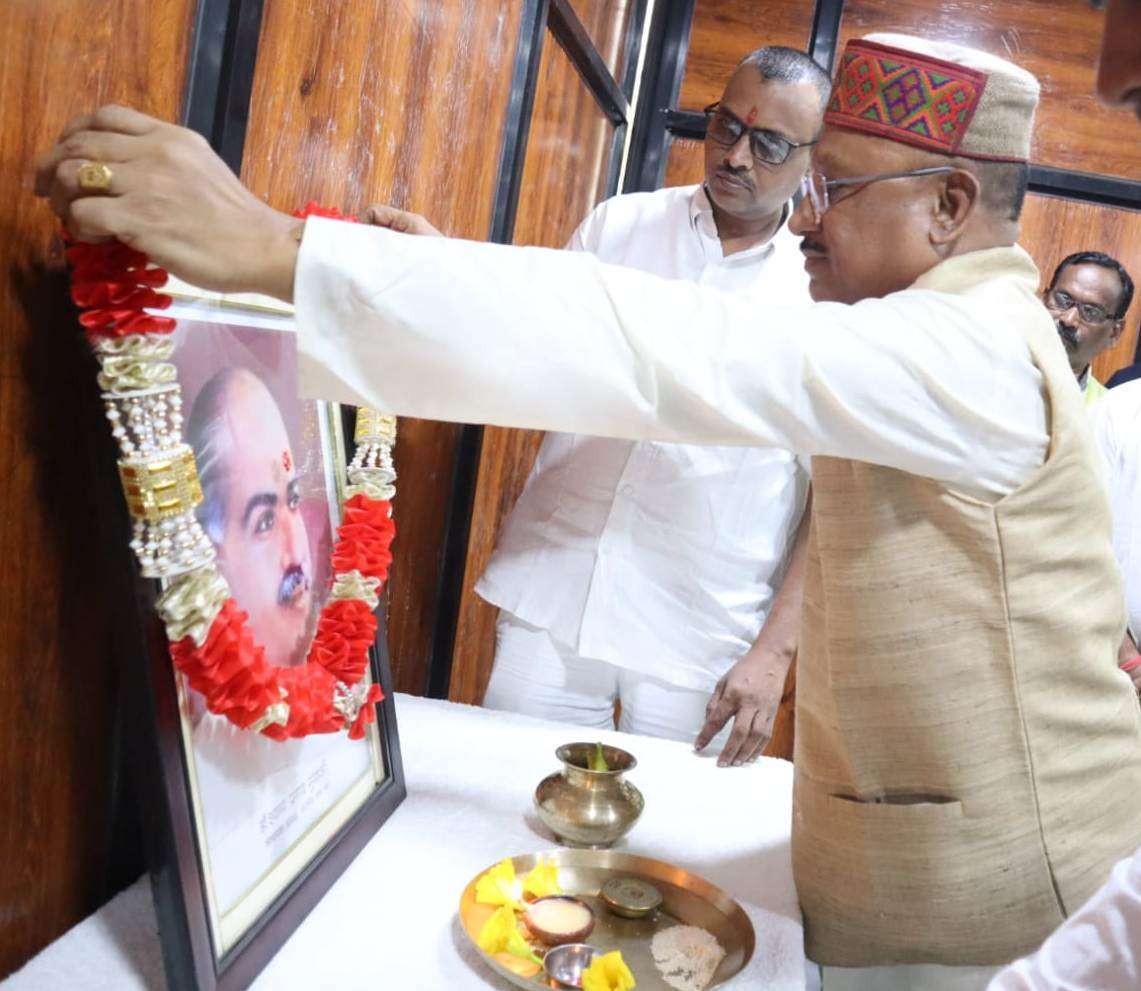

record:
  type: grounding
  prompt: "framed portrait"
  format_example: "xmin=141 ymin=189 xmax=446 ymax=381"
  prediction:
xmin=122 ymin=284 xmax=406 ymax=991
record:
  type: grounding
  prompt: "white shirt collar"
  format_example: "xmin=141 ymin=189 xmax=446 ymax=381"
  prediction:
xmin=688 ymin=185 xmax=788 ymax=263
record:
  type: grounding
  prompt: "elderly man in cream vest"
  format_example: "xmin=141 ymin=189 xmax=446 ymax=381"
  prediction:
xmin=37 ymin=31 xmax=1141 ymax=991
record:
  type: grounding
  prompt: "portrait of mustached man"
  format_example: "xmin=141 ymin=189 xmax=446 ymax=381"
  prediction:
xmin=188 ymin=366 xmax=317 ymax=670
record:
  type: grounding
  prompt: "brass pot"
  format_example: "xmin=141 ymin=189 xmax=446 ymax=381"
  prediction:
xmin=534 ymin=743 xmax=644 ymax=848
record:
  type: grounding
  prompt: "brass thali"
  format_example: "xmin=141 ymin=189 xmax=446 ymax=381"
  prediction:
xmin=459 ymin=849 xmax=755 ymax=990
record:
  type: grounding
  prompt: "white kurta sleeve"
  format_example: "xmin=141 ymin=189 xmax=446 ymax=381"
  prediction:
xmin=294 ymin=217 xmax=1047 ymax=499
xmin=1092 ymin=391 xmax=1121 ymax=484
xmin=987 ymin=848 xmax=1141 ymax=990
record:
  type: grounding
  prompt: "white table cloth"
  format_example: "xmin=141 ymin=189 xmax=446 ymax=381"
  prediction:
xmin=3 ymin=694 xmax=805 ymax=989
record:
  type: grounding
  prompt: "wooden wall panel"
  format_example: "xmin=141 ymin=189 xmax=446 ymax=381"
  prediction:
xmin=664 ymin=134 xmax=706 ymax=188
xmin=448 ymin=427 xmax=546 ymax=705
xmin=0 ymin=0 xmax=197 ymax=974
xmin=1019 ymin=193 xmax=1141 ymax=383
xmin=838 ymin=0 xmax=1141 ymax=179
xmin=240 ymin=0 xmax=526 ymax=695
xmin=449 ymin=37 xmax=617 ymax=705
xmin=678 ymin=0 xmax=816 ymax=112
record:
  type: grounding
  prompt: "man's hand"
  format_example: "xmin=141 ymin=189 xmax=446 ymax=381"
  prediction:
xmin=695 ymin=645 xmax=792 ymax=766
xmin=696 ymin=489 xmax=812 ymax=766
xmin=363 ymin=204 xmax=442 ymax=237
xmin=34 ymin=105 xmax=299 ymax=300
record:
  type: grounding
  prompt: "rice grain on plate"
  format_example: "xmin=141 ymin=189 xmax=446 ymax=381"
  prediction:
xmin=650 ymin=924 xmax=726 ymax=991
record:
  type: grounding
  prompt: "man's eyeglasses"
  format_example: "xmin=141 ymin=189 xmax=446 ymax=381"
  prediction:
xmin=798 ymin=166 xmax=955 ymax=220
xmin=703 ymin=103 xmax=817 ymax=167
xmin=1045 ymin=288 xmax=1115 ymax=326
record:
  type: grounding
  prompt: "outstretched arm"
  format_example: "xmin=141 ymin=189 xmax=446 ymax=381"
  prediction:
xmin=38 ymin=107 xmax=1048 ymax=501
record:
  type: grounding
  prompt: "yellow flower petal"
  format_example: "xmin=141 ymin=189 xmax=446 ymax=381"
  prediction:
xmin=522 ymin=858 xmax=563 ymax=899
xmin=476 ymin=858 xmax=523 ymax=909
xmin=582 ymin=950 xmax=636 ymax=991
xmin=476 ymin=906 xmax=514 ymax=954
xmin=476 ymin=906 xmax=540 ymax=964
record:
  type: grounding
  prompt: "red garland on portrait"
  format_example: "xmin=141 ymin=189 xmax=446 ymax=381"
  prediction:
xmin=65 ymin=204 xmax=395 ymax=741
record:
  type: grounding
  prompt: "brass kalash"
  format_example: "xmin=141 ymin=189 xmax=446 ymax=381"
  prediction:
xmin=534 ymin=742 xmax=644 ymax=849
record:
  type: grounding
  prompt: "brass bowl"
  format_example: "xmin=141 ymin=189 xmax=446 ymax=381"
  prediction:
xmin=523 ymin=895 xmax=596 ymax=946
xmin=534 ymin=743 xmax=644 ymax=848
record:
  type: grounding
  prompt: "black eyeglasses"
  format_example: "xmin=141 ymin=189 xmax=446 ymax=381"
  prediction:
xmin=702 ymin=103 xmax=817 ymax=167
xmin=1045 ymin=288 xmax=1115 ymax=325
xmin=799 ymin=166 xmax=955 ymax=220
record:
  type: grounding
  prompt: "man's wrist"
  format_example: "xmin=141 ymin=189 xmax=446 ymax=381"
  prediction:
xmin=245 ymin=207 xmax=301 ymax=302
xmin=743 ymin=639 xmax=797 ymax=671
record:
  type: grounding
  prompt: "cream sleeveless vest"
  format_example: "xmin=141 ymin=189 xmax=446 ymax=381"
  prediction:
xmin=793 ymin=245 xmax=1141 ymax=967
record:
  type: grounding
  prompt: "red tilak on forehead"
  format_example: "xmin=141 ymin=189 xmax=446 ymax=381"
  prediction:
xmin=745 ymin=106 xmax=758 ymax=125
xmin=282 ymin=450 xmax=292 ymax=472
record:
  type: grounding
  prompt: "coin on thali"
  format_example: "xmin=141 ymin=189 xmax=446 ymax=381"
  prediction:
xmin=599 ymin=876 xmax=663 ymax=919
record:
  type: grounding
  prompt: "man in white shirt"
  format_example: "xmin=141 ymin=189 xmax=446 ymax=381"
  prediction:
xmin=37 ymin=25 xmax=1141 ymax=991
xmin=473 ymin=47 xmax=829 ymax=764
xmin=1094 ymin=380 xmax=1141 ymax=670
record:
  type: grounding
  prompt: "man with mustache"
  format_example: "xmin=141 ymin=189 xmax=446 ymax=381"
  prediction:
xmin=1041 ymin=251 xmax=1134 ymax=405
xmin=469 ymin=47 xmax=827 ymax=764
xmin=34 ymin=23 xmax=1141 ymax=991
xmin=370 ymin=48 xmax=829 ymax=766
xmin=188 ymin=367 xmax=315 ymax=668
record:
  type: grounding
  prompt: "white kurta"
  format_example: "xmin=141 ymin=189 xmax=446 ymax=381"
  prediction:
xmin=475 ymin=185 xmax=810 ymax=692
xmin=1093 ymin=379 xmax=1141 ymax=640
xmin=988 ymin=845 xmax=1141 ymax=989
xmin=294 ymin=219 xmax=1049 ymax=499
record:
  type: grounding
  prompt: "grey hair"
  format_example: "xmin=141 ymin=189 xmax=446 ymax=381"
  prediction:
xmin=738 ymin=46 xmax=833 ymax=110
xmin=185 ymin=367 xmax=250 ymax=545
xmin=935 ymin=155 xmax=1030 ymax=222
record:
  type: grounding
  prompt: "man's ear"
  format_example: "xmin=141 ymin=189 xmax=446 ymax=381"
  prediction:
xmin=930 ymin=168 xmax=979 ymax=247
xmin=1111 ymin=318 xmax=1126 ymax=344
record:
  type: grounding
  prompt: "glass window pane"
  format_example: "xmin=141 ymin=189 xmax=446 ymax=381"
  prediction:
xmin=514 ymin=32 xmax=617 ymax=248
xmin=838 ymin=0 xmax=1141 ymax=180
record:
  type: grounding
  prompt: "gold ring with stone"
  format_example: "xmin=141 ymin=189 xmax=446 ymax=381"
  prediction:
xmin=76 ymin=161 xmax=114 ymax=193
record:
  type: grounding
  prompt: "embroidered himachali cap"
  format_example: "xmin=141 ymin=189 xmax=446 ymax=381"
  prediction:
xmin=825 ymin=33 xmax=1040 ymax=162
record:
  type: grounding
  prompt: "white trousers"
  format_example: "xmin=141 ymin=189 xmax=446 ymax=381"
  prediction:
xmin=483 ymin=611 xmax=729 ymax=749
xmin=818 ymin=963 xmax=1001 ymax=990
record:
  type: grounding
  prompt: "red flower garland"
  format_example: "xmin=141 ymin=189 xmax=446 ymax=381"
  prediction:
xmin=68 ymin=205 xmax=393 ymax=740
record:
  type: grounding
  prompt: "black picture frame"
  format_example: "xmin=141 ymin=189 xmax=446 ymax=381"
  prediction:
xmin=130 ymin=578 xmax=405 ymax=991
xmin=113 ymin=302 xmax=406 ymax=990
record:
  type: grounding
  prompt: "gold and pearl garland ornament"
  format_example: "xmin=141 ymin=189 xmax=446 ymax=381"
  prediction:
xmin=97 ymin=333 xmax=216 ymax=579
xmin=69 ymin=223 xmax=394 ymax=739
xmin=94 ymin=322 xmax=397 ymax=737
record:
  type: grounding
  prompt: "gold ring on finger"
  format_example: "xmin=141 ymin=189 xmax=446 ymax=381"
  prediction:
xmin=76 ymin=161 xmax=114 ymax=193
